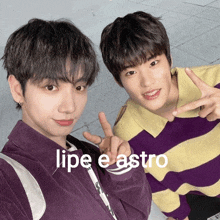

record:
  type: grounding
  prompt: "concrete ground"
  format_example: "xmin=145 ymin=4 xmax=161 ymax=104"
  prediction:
xmin=0 ymin=0 xmax=219 ymax=219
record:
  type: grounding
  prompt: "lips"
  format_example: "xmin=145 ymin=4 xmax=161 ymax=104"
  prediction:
xmin=55 ymin=120 xmax=74 ymax=126
xmin=143 ymin=89 xmax=161 ymax=100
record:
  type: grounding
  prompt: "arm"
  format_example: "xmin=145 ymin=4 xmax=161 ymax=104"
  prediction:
xmin=83 ymin=112 xmax=152 ymax=219
xmin=104 ymin=148 xmax=152 ymax=220
xmin=147 ymin=174 xmax=190 ymax=220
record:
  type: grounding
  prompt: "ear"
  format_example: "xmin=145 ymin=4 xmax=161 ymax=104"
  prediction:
xmin=8 ymin=75 xmax=24 ymax=104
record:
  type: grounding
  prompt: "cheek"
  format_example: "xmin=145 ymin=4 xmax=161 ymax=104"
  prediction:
xmin=30 ymin=95 xmax=57 ymax=114
xmin=82 ymin=96 xmax=87 ymax=109
xmin=124 ymin=87 xmax=136 ymax=99
xmin=166 ymin=73 xmax=172 ymax=88
xmin=122 ymin=80 xmax=139 ymax=96
xmin=157 ymin=70 xmax=171 ymax=86
xmin=77 ymin=94 xmax=87 ymax=113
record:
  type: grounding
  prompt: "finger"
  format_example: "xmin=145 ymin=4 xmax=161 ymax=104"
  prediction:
xmin=83 ymin=131 xmax=103 ymax=145
xmin=199 ymin=104 xmax=215 ymax=118
xmin=206 ymin=112 xmax=218 ymax=122
xmin=98 ymin=112 xmax=114 ymax=137
xmin=105 ymin=152 xmax=115 ymax=165
xmin=173 ymin=98 xmax=211 ymax=116
xmin=117 ymin=142 xmax=131 ymax=159
xmin=116 ymin=145 xmax=127 ymax=161
xmin=100 ymin=153 xmax=111 ymax=165
xmin=110 ymin=136 xmax=120 ymax=159
xmin=206 ymin=105 xmax=220 ymax=121
xmin=185 ymin=68 xmax=209 ymax=92
xmin=104 ymin=150 xmax=116 ymax=165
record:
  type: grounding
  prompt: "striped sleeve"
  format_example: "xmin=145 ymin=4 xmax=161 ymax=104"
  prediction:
xmin=147 ymin=173 xmax=191 ymax=219
xmin=105 ymin=148 xmax=136 ymax=181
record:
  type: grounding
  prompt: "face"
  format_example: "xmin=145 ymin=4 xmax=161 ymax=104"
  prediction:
xmin=21 ymin=73 xmax=87 ymax=144
xmin=120 ymin=54 xmax=177 ymax=114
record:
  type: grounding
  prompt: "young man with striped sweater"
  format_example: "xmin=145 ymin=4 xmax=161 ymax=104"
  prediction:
xmin=100 ymin=11 xmax=220 ymax=220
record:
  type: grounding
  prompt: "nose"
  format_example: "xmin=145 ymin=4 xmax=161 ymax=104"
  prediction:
xmin=58 ymin=88 xmax=76 ymax=114
xmin=139 ymin=71 xmax=154 ymax=87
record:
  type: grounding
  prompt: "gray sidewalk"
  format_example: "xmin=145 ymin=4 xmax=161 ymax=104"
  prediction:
xmin=0 ymin=0 xmax=220 ymax=219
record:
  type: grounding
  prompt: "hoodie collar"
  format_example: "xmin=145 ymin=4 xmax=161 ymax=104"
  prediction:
xmin=8 ymin=120 xmax=89 ymax=174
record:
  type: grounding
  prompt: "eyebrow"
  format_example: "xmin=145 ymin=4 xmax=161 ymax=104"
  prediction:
xmin=35 ymin=75 xmax=88 ymax=87
xmin=33 ymin=78 xmax=58 ymax=86
xmin=73 ymin=77 xmax=87 ymax=84
xmin=123 ymin=55 xmax=157 ymax=70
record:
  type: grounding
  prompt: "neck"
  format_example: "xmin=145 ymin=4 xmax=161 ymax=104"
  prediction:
xmin=52 ymin=136 xmax=68 ymax=149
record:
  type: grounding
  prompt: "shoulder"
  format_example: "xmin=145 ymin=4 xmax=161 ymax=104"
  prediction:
xmin=0 ymin=156 xmax=15 ymax=175
xmin=174 ymin=64 xmax=220 ymax=87
xmin=192 ymin=64 xmax=220 ymax=87
xmin=113 ymin=101 xmax=143 ymax=141
xmin=0 ymin=157 xmax=29 ymax=206
xmin=0 ymin=155 xmax=26 ymax=189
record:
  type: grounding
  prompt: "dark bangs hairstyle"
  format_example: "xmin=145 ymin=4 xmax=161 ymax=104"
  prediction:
xmin=100 ymin=11 xmax=171 ymax=87
xmin=2 ymin=18 xmax=99 ymax=109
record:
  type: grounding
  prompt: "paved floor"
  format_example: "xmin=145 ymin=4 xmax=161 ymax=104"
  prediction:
xmin=0 ymin=0 xmax=220 ymax=219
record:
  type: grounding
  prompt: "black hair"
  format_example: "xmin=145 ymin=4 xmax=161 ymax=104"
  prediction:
xmin=2 ymin=18 xmax=99 ymax=109
xmin=100 ymin=11 xmax=171 ymax=86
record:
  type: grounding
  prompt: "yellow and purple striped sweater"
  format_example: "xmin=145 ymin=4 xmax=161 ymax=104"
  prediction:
xmin=114 ymin=65 xmax=220 ymax=219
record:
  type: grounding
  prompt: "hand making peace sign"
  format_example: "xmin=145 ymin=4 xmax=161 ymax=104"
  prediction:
xmin=83 ymin=112 xmax=131 ymax=166
xmin=173 ymin=68 xmax=220 ymax=121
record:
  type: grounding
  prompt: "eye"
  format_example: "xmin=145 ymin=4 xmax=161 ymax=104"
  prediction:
xmin=45 ymin=85 xmax=58 ymax=91
xmin=125 ymin=71 xmax=136 ymax=76
xmin=76 ymin=85 xmax=87 ymax=91
xmin=150 ymin=60 xmax=158 ymax=67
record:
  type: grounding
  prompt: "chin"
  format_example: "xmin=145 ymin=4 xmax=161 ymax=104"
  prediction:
xmin=141 ymin=99 xmax=161 ymax=109
xmin=49 ymin=128 xmax=72 ymax=137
